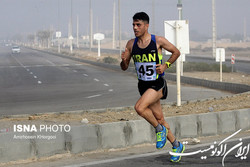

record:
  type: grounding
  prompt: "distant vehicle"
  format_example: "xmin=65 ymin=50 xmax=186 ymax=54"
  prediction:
xmin=12 ymin=46 xmax=20 ymax=53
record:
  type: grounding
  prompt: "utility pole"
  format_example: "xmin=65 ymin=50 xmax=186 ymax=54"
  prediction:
xmin=118 ymin=0 xmax=121 ymax=56
xmin=57 ymin=0 xmax=61 ymax=53
xmin=244 ymin=18 xmax=247 ymax=42
xmin=69 ymin=0 xmax=73 ymax=53
xmin=152 ymin=0 xmax=155 ymax=34
xmin=89 ymin=0 xmax=93 ymax=51
xmin=212 ymin=0 xmax=217 ymax=58
xmin=177 ymin=0 xmax=184 ymax=76
xmin=112 ymin=0 xmax=116 ymax=49
xmin=76 ymin=15 xmax=79 ymax=48
xmin=176 ymin=0 xmax=182 ymax=106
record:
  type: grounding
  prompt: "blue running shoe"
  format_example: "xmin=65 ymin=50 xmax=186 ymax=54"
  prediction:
xmin=156 ymin=125 xmax=168 ymax=149
xmin=170 ymin=142 xmax=185 ymax=162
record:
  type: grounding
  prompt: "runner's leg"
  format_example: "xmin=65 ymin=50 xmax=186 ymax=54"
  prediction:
xmin=134 ymin=88 xmax=163 ymax=128
xmin=149 ymin=100 xmax=176 ymax=143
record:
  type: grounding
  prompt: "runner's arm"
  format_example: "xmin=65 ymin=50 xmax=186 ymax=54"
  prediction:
xmin=155 ymin=36 xmax=180 ymax=73
xmin=120 ymin=40 xmax=133 ymax=71
xmin=157 ymin=36 xmax=180 ymax=64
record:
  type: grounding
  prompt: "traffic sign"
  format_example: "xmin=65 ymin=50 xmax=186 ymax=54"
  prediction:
xmin=216 ymin=48 xmax=225 ymax=62
xmin=56 ymin=31 xmax=61 ymax=38
xmin=94 ymin=33 xmax=105 ymax=40
xmin=93 ymin=33 xmax=105 ymax=57
xmin=164 ymin=20 xmax=190 ymax=55
xmin=231 ymin=54 xmax=235 ymax=64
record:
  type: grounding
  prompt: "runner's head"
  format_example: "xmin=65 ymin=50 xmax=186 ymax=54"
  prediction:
xmin=132 ymin=12 xmax=150 ymax=37
xmin=133 ymin=12 xmax=150 ymax=24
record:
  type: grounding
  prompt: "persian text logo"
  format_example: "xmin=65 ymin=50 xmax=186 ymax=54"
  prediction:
xmin=169 ymin=129 xmax=249 ymax=167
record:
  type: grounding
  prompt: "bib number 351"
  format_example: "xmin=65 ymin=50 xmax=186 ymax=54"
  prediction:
xmin=135 ymin=62 xmax=157 ymax=81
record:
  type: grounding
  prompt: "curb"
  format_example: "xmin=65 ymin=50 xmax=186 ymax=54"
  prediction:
xmin=0 ymin=108 xmax=250 ymax=163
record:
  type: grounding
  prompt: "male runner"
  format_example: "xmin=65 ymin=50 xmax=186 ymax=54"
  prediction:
xmin=120 ymin=12 xmax=185 ymax=162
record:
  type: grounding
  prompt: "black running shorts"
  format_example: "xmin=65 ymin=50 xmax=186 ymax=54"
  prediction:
xmin=138 ymin=77 xmax=168 ymax=100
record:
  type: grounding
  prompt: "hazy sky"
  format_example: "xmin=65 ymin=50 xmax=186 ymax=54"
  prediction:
xmin=0 ymin=0 xmax=249 ymax=39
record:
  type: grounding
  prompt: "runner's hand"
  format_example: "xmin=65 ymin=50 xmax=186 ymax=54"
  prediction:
xmin=156 ymin=64 xmax=167 ymax=74
xmin=121 ymin=48 xmax=129 ymax=63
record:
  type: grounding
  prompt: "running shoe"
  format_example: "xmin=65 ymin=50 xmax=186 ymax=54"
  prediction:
xmin=170 ymin=142 xmax=185 ymax=162
xmin=156 ymin=125 xmax=168 ymax=149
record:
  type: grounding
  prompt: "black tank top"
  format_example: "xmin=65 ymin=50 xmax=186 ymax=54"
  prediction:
xmin=131 ymin=34 xmax=164 ymax=81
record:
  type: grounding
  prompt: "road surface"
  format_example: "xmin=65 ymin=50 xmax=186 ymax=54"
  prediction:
xmin=0 ymin=46 xmax=232 ymax=115
xmin=4 ymin=130 xmax=250 ymax=167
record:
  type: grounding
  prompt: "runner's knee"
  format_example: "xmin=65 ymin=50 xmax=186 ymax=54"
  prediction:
xmin=134 ymin=103 xmax=145 ymax=116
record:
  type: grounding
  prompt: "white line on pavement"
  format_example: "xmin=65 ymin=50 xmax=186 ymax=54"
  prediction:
xmin=83 ymin=74 xmax=88 ymax=77
xmin=46 ymin=60 xmax=56 ymax=66
xmin=85 ymin=94 xmax=102 ymax=99
xmin=94 ymin=78 xmax=99 ymax=82
xmin=11 ymin=55 xmax=25 ymax=68
xmin=35 ymin=65 xmax=44 ymax=67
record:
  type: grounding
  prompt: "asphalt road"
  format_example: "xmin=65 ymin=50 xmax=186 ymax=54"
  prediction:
xmin=5 ymin=130 xmax=250 ymax=167
xmin=65 ymin=131 xmax=250 ymax=167
xmin=0 ymin=46 xmax=232 ymax=115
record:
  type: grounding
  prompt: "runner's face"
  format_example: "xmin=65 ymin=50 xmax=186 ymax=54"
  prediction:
xmin=133 ymin=20 xmax=148 ymax=37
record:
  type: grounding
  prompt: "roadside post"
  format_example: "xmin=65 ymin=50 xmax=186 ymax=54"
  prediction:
xmin=69 ymin=35 xmax=74 ymax=53
xmin=216 ymin=48 xmax=225 ymax=82
xmin=56 ymin=31 xmax=61 ymax=53
xmin=164 ymin=20 xmax=190 ymax=106
xmin=94 ymin=33 xmax=105 ymax=57
xmin=231 ymin=54 xmax=235 ymax=72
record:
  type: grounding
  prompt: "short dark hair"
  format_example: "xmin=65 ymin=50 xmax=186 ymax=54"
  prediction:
xmin=133 ymin=12 xmax=149 ymax=24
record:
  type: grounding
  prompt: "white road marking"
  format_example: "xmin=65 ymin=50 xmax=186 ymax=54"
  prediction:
xmin=26 ymin=69 xmax=30 ymax=71
xmin=109 ymin=89 xmax=113 ymax=92
xmin=46 ymin=60 xmax=56 ymax=66
xmin=11 ymin=55 xmax=25 ymax=68
xmin=94 ymin=78 xmax=99 ymax=82
xmin=30 ymin=72 xmax=33 ymax=75
xmin=104 ymin=84 xmax=109 ymax=87
xmin=62 ymin=64 xmax=70 ymax=66
xmin=9 ymin=66 xmax=17 ymax=68
xmin=38 ymin=81 xmax=42 ymax=84
xmin=35 ymin=65 xmax=44 ymax=67
xmin=34 ymin=76 xmax=37 ymax=79
xmin=73 ymin=70 xmax=78 ymax=73
xmin=83 ymin=74 xmax=88 ymax=77
xmin=85 ymin=94 xmax=102 ymax=99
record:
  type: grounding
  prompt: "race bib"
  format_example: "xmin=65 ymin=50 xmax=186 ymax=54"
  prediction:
xmin=135 ymin=62 xmax=157 ymax=81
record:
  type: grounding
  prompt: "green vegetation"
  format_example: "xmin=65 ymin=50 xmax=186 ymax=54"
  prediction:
xmin=167 ymin=62 xmax=232 ymax=73
xmin=103 ymin=56 xmax=118 ymax=64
